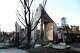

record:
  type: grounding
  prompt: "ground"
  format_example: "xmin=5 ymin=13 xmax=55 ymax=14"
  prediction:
xmin=0 ymin=48 xmax=29 ymax=53
xmin=0 ymin=42 xmax=80 ymax=53
xmin=0 ymin=46 xmax=80 ymax=53
xmin=27 ymin=47 xmax=80 ymax=53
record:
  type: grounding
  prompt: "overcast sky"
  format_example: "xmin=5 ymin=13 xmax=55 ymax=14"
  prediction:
xmin=0 ymin=0 xmax=80 ymax=32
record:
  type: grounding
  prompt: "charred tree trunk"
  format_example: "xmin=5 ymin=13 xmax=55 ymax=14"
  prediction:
xmin=26 ymin=7 xmax=32 ymax=48
xmin=15 ymin=32 xmax=19 ymax=47
xmin=27 ymin=24 xmax=31 ymax=48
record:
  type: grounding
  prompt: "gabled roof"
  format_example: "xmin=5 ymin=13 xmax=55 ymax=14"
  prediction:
xmin=40 ymin=4 xmax=53 ymax=23
xmin=34 ymin=4 xmax=54 ymax=23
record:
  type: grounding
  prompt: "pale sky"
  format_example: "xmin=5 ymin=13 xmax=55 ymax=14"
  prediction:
xmin=0 ymin=0 xmax=80 ymax=32
xmin=45 ymin=0 xmax=80 ymax=26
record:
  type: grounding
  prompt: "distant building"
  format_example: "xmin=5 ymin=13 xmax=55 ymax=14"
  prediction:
xmin=71 ymin=25 xmax=79 ymax=32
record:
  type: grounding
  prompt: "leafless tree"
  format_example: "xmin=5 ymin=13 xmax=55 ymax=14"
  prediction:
xmin=16 ymin=0 xmax=47 ymax=48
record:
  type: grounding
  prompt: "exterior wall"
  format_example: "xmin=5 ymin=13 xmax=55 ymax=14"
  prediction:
xmin=53 ymin=22 xmax=58 ymax=41
xmin=15 ymin=22 xmax=21 ymax=32
xmin=46 ymin=23 xmax=53 ymax=41
xmin=53 ymin=22 xmax=57 ymax=34
xmin=42 ymin=22 xmax=57 ymax=41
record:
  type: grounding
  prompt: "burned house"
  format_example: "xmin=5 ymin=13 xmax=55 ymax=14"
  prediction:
xmin=31 ymin=4 xmax=57 ymax=43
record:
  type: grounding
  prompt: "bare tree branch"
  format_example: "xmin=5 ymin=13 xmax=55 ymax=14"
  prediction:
xmin=24 ymin=9 xmax=28 ymax=26
xmin=16 ymin=14 xmax=26 ymax=27
xmin=30 ymin=0 xmax=33 ymax=7
xmin=27 ymin=0 xmax=29 ymax=6
xmin=31 ymin=17 xmax=41 ymax=31
xmin=26 ymin=0 xmax=33 ymax=15
xmin=43 ymin=0 xmax=47 ymax=8
xmin=18 ymin=0 xmax=29 ymax=27
xmin=17 ymin=10 xmax=25 ymax=21
xmin=44 ymin=0 xmax=47 ymax=8
xmin=24 ymin=0 xmax=27 ymax=6
xmin=23 ymin=0 xmax=29 ymax=26
xmin=31 ymin=11 xmax=34 ymax=25
xmin=19 ymin=0 xmax=34 ymax=21
xmin=20 ymin=0 xmax=25 ymax=9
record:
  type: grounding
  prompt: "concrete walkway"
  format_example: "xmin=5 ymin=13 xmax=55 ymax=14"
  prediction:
xmin=0 ymin=48 xmax=29 ymax=53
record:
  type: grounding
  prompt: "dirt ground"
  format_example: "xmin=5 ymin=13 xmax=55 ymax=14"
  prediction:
xmin=27 ymin=47 xmax=80 ymax=53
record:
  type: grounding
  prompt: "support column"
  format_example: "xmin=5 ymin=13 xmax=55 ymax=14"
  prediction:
xmin=40 ymin=19 xmax=44 ymax=41
xmin=44 ymin=23 xmax=48 ymax=41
